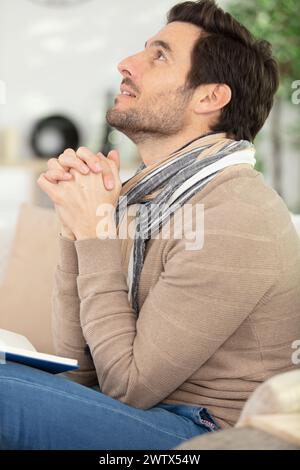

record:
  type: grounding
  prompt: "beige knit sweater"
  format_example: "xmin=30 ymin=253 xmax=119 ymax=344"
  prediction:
xmin=52 ymin=163 xmax=300 ymax=429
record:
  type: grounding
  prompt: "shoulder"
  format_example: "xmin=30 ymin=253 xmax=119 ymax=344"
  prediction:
xmin=162 ymin=164 xmax=289 ymax=274
xmin=186 ymin=164 xmax=291 ymax=241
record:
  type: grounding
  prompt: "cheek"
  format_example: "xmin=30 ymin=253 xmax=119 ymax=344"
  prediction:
xmin=143 ymin=71 xmax=183 ymax=99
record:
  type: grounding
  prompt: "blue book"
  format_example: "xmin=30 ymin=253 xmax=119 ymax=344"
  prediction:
xmin=0 ymin=328 xmax=79 ymax=374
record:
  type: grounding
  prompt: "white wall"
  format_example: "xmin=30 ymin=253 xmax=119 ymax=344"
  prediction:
xmin=0 ymin=0 xmax=299 ymax=210
xmin=0 ymin=0 xmax=177 ymax=164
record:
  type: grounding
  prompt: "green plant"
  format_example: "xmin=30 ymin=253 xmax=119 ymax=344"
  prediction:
xmin=227 ymin=0 xmax=300 ymax=195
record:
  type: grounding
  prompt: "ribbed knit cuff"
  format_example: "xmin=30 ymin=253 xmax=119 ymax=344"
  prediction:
xmin=75 ymin=238 xmax=123 ymax=275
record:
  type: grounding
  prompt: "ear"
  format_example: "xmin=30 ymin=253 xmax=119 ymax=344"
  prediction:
xmin=193 ymin=83 xmax=232 ymax=115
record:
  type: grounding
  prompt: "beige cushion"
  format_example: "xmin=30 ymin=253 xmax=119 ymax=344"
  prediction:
xmin=237 ymin=413 xmax=300 ymax=447
xmin=0 ymin=203 xmax=60 ymax=354
xmin=237 ymin=369 xmax=300 ymax=420
xmin=235 ymin=369 xmax=300 ymax=446
xmin=174 ymin=427 xmax=299 ymax=450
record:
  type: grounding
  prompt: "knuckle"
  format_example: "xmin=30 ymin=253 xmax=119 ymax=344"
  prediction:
xmin=64 ymin=148 xmax=76 ymax=155
xmin=105 ymin=158 xmax=114 ymax=168
xmin=45 ymin=171 xmax=56 ymax=182
xmin=98 ymin=156 xmax=110 ymax=171
xmin=47 ymin=157 xmax=58 ymax=168
xmin=52 ymin=170 xmax=61 ymax=179
xmin=76 ymin=147 xmax=89 ymax=158
xmin=96 ymin=153 xmax=105 ymax=162
xmin=59 ymin=152 xmax=74 ymax=165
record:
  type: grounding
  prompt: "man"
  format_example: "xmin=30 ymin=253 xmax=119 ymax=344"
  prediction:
xmin=1 ymin=0 xmax=300 ymax=450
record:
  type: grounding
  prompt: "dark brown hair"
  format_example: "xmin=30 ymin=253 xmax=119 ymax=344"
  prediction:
xmin=167 ymin=0 xmax=279 ymax=141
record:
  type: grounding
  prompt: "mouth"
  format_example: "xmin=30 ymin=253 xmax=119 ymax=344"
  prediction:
xmin=115 ymin=92 xmax=138 ymax=104
xmin=119 ymin=85 xmax=137 ymax=99
xmin=117 ymin=93 xmax=136 ymax=99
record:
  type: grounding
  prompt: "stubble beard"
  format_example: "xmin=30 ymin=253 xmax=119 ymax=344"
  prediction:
xmin=106 ymin=84 xmax=194 ymax=144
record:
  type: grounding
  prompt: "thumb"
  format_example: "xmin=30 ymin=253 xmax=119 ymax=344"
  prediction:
xmin=106 ymin=149 xmax=120 ymax=170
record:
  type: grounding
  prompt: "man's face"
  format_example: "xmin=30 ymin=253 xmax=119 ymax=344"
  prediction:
xmin=106 ymin=21 xmax=201 ymax=142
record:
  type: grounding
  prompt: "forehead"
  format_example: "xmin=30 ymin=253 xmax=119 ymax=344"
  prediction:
xmin=148 ymin=21 xmax=201 ymax=60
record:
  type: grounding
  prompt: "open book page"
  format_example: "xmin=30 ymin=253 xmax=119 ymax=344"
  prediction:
xmin=0 ymin=328 xmax=36 ymax=351
xmin=0 ymin=328 xmax=78 ymax=373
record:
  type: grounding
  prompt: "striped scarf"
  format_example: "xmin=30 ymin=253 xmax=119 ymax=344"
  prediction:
xmin=115 ymin=132 xmax=256 ymax=316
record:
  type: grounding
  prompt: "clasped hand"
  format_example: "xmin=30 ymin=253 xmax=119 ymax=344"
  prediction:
xmin=37 ymin=147 xmax=122 ymax=240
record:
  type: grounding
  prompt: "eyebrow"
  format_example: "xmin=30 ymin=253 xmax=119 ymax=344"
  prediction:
xmin=144 ymin=39 xmax=174 ymax=57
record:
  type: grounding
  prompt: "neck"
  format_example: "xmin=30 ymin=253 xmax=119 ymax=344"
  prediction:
xmin=136 ymin=125 xmax=213 ymax=167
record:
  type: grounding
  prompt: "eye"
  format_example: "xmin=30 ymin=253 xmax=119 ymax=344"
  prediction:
xmin=153 ymin=49 xmax=166 ymax=61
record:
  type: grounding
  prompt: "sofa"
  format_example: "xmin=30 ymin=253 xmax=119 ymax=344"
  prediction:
xmin=0 ymin=203 xmax=299 ymax=450
xmin=0 ymin=203 xmax=60 ymax=354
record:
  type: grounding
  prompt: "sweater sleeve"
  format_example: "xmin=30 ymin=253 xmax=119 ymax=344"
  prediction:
xmin=74 ymin=210 xmax=279 ymax=409
xmin=52 ymin=234 xmax=97 ymax=386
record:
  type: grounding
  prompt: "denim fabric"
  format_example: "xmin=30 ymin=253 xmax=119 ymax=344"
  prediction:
xmin=0 ymin=362 xmax=219 ymax=450
xmin=155 ymin=403 xmax=221 ymax=432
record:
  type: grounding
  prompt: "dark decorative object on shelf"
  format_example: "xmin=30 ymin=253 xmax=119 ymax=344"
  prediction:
xmin=30 ymin=114 xmax=81 ymax=158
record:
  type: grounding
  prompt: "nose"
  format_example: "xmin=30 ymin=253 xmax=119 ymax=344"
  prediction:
xmin=117 ymin=50 xmax=143 ymax=80
xmin=117 ymin=55 xmax=133 ymax=78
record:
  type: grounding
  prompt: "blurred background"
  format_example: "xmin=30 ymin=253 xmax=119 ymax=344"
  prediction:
xmin=0 ymin=0 xmax=299 ymax=270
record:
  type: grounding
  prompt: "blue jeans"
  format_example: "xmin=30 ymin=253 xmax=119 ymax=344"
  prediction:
xmin=0 ymin=362 xmax=220 ymax=450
